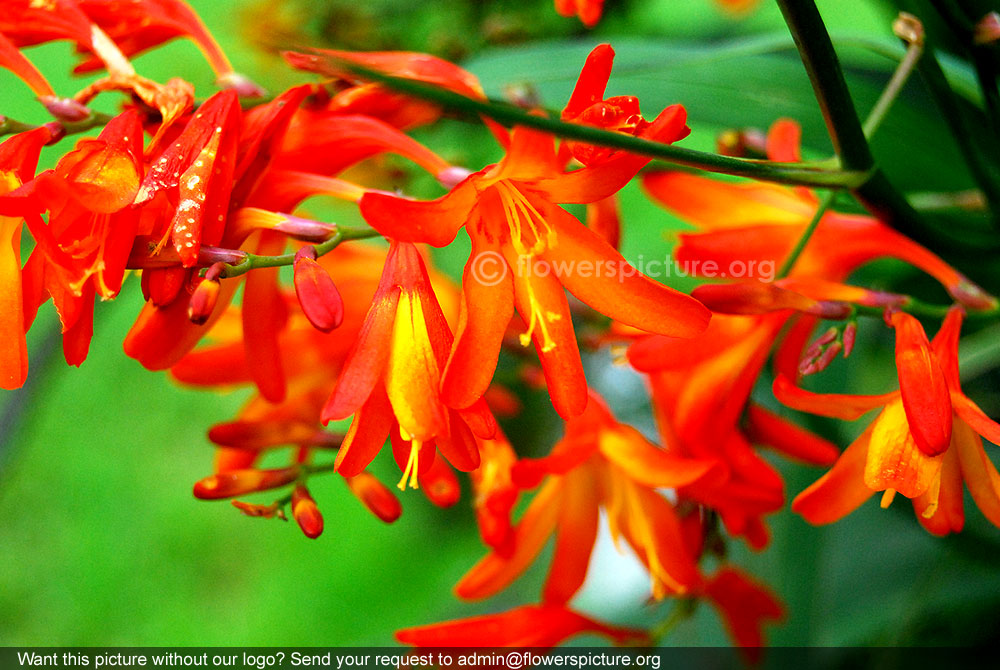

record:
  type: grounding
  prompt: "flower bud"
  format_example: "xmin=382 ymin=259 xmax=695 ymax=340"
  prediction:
xmin=40 ymin=96 xmax=91 ymax=122
xmin=273 ymin=215 xmax=338 ymax=242
xmin=188 ymin=262 xmax=226 ymax=325
xmin=291 ymin=485 xmax=324 ymax=539
xmin=144 ymin=267 xmax=186 ymax=307
xmin=193 ymin=466 xmax=301 ymax=499
xmin=975 ymin=12 xmax=1000 ymax=45
xmin=419 ymin=457 xmax=460 ymax=508
xmin=231 ymin=500 xmax=286 ymax=520
xmin=294 ymin=253 xmax=344 ymax=332
xmin=346 ymin=472 xmax=402 ymax=523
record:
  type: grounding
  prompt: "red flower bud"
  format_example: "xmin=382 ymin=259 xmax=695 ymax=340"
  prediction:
xmin=193 ymin=466 xmax=300 ymax=499
xmin=291 ymin=485 xmax=324 ymax=539
xmin=188 ymin=277 xmax=220 ymax=325
xmin=294 ymin=254 xmax=344 ymax=332
xmin=231 ymin=500 xmax=286 ymax=520
xmin=346 ymin=472 xmax=402 ymax=523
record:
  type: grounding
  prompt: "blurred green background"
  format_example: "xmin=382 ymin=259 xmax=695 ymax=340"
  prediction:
xmin=2 ymin=0 xmax=1000 ymax=651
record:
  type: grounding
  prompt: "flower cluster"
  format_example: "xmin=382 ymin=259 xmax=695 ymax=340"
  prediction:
xmin=2 ymin=0 xmax=999 ymax=657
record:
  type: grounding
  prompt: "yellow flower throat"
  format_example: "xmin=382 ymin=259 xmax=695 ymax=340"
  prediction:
xmin=494 ymin=180 xmax=561 ymax=353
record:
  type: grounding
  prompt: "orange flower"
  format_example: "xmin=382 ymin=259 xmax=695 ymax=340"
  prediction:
xmin=2 ymin=112 xmax=143 ymax=367
xmin=456 ymin=394 xmax=717 ymax=603
xmin=643 ymin=119 xmax=995 ymax=309
xmin=360 ymin=50 xmax=709 ymax=418
xmin=777 ymin=308 xmax=1000 ymax=534
xmin=0 ymin=127 xmax=50 ymax=390
xmin=627 ymin=312 xmax=839 ymax=548
xmin=322 ymin=241 xmax=496 ymax=489
xmin=397 ymin=603 xmax=647 ymax=648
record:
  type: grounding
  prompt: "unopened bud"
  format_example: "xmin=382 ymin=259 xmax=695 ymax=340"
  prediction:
xmin=193 ymin=466 xmax=301 ymax=499
xmin=346 ymin=472 xmax=402 ymax=523
xmin=144 ymin=266 xmax=186 ymax=307
xmin=291 ymin=485 xmax=324 ymax=539
xmin=273 ymin=215 xmax=337 ymax=242
xmin=187 ymin=262 xmax=225 ymax=325
xmin=198 ymin=245 xmax=248 ymax=265
xmin=294 ymin=252 xmax=344 ymax=332
xmin=419 ymin=459 xmax=460 ymax=508
xmin=842 ymin=320 xmax=857 ymax=358
xmin=231 ymin=500 xmax=286 ymax=520
xmin=893 ymin=12 xmax=924 ymax=47
xmin=40 ymin=96 xmax=91 ymax=122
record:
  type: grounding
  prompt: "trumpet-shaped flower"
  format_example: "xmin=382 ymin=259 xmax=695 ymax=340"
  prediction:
xmin=777 ymin=308 xmax=1000 ymax=534
xmin=359 ymin=47 xmax=709 ymax=418
xmin=322 ymin=241 xmax=496 ymax=489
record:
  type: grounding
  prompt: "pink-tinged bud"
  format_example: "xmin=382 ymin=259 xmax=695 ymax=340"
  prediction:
xmin=813 ymin=341 xmax=842 ymax=373
xmin=842 ymin=321 xmax=857 ymax=358
xmin=40 ymin=96 xmax=91 ymax=122
xmin=950 ymin=277 xmax=998 ymax=311
xmin=437 ymin=166 xmax=472 ymax=189
xmin=346 ymin=472 xmax=402 ymax=523
xmin=193 ymin=466 xmax=301 ymax=499
xmin=273 ymin=215 xmax=337 ymax=242
xmin=188 ymin=265 xmax=223 ymax=325
xmin=216 ymin=71 xmax=267 ymax=98
xmin=974 ymin=12 xmax=1000 ymax=44
xmin=291 ymin=485 xmax=324 ymax=539
xmin=231 ymin=500 xmax=286 ymax=520
xmin=294 ymin=255 xmax=344 ymax=332
xmin=198 ymin=246 xmax=248 ymax=265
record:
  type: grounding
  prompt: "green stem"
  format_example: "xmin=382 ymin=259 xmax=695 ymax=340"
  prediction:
xmin=776 ymin=190 xmax=837 ymax=279
xmin=862 ymin=24 xmax=923 ymax=139
xmin=775 ymin=0 xmax=875 ymax=171
xmin=218 ymin=225 xmax=381 ymax=279
xmin=331 ymin=60 xmax=869 ymax=189
xmin=0 ymin=110 xmax=114 ymax=142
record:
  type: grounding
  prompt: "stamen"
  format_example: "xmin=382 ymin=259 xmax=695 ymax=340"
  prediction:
xmin=880 ymin=488 xmax=897 ymax=508
xmin=396 ymin=436 xmax=422 ymax=491
xmin=518 ymin=283 xmax=560 ymax=352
